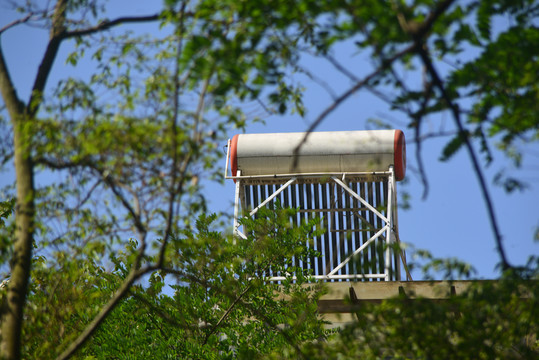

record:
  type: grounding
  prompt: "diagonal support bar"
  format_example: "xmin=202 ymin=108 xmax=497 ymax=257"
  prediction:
xmin=249 ymin=178 xmax=297 ymax=217
xmin=328 ymin=225 xmax=389 ymax=276
xmin=332 ymin=177 xmax=388 ymax=223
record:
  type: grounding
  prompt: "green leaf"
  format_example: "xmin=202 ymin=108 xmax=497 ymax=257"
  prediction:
xmin=439 ymin=131 xmax=468 ymax=162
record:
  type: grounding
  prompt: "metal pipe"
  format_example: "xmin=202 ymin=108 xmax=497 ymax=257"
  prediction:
xmin=384 ymin=166 xmax=394 ymax=281
xmin=224 ymin=138 xmax=231 ymax=178
xmin=266 ymin=273 xmax=386 ymax=281
xmin=233 ymin=170 xmax=246 ymax=241
xmin=225 ymin=170 xmax=392 ymax=180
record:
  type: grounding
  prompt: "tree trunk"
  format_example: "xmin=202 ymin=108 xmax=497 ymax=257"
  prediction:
xmin=0 ymin=23 xmax=36 ymax=360
xmin=0 ymin=62 xmax=35 ymax=360
xmin=0 ymin=116 xmax=35 ymax=360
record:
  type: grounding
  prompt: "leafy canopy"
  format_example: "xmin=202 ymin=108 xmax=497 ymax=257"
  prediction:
xmin=0 ymin=0 xmax=538 ymax=359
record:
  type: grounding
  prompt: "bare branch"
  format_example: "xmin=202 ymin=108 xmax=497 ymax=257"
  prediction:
xmin=0 ymin=40 xmax=24 ymax=118
xmin=202 ymin=283 xmax=253 ymax=345
xmin=62 ymin=14 xmax=162 ymax=39
xmin=100 ymin=173 xmax=148 ymax=255
xmin=0 ymin=13 xmax=34 ymax=34
xmin=27 ymin=0 xmax=67 ymax=117
xmin=28 ymin=8 xmax=166 ymax=117
xmin=324 ymin=53 xmax=359 ymax=82
xmin=36 ymin=156 xmax=148 ymax=253
xmin=414 ymin=115 xmax=429 ymax=199
xmin=300 ymin=63 xmax=338 ymax=100
xmin=389 ymin=0 xmax=510 ymax=268
xmin=307 ymin=44 xmax=416 ymax=134
xmin=74 ymin=179 xmax=102 ymax=209
xmin=293 ymin=43 xmax=417 ymax=167
xmin=325 ymin=53 xmax=400 ymax=106
xmin=159 ymin=2 xmax=187 ymax=268
xmin=416 ymin=45 xmax=510 ymax=270
xmin=413 ymin=75 xmax=434 ymax=200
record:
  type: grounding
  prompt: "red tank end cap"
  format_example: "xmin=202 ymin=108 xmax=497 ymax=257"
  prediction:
xmin=230 ymin=134 xmax=240 ymax=182
xmin=393 ymin=130 xmax=406 ymax=181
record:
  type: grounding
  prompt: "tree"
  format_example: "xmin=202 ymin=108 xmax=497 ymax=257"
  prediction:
xmin=1 ymin=0 xmax=537 ymax=359
xmin=286 ymin=273 xmax=539 ymax=359
xmin=0 ymin=0 xmax=309 ymax=357
xmin=22 ymin=207 xmax=326 ymax=359
xmin=1 ymin=1 xmax=334 ymax=357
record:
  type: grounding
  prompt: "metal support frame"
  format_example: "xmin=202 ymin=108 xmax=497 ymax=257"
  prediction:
xmin=230 ymin=164 xmax=407 ymax=282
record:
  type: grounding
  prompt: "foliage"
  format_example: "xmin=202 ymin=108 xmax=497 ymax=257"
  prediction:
xmin=294 ymin=273 xmax=539 ymax=359
xmin=0 ymin=0 xmax=538 ymax=359
xmin=20 ymin=208 xmax=326 ymax=359
xmin=0 ymin=198 xmax=15 ymax=262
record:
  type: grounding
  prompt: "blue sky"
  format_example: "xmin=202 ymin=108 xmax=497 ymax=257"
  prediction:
xmin=1 ymin=1 xmax=537 ymax=280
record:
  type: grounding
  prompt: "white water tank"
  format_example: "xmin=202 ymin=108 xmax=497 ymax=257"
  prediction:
xmin=230 ymin=130 xmax=406 ymax=181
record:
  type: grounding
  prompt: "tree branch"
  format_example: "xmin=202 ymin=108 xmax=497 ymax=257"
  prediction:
xmin=237 ymin=296 xmax=310 ymax=359
xmin=415 ymin=45 xmax=510 ymax=270
xmin=309 ymin=43 xmax=416 ymax=134
xmin=55 ymin=265 xmax=159 ymax=360
xmin=390 ymin=0 xmax=510 ymax=269
xmin=159 ymin=2 xmax=187 ymax=268
xmin=62 ymin=14 xmax=162 ymax=39
xmin=202 ymin=283 xmax=253 ymax=345
xmin=28 ymin=9 xmax=164 ymax=117
xmin=129 ymin=290 xmax=190 ymax=332
xmin=27 ymin=0 xmax=67 ymax=117
xmin=101 ymin=174 xmax=147 ymax=244
xmin=414 ymin=115 xmax=429 ymax=199
xmin=37 ymin=155 xmax=149 ymax=264
xmin=0 ymin=40 xmax=24 ymax=118
xmin=0 ymin=13 xmax=34 ymax=35
xmin=292 ymin=43 xmax=417 ymax=166
xmin=0 ymin=6 xmax=39 ymax=360
xmin=412 ymin=74 xmax=434 ymax=200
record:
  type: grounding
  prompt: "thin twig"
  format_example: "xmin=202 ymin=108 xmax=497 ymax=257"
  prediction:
xmin=0 ymin=13 xmax=34 ymax=34
xmin=28 ymin=0 xmax=67 ymax=116
xmin=100 ymin=172 xmax=147 ymax=245
xmin=416 ymin=45 xmax=510 ymax=270
xmin=292 ymin=43 xmax=417 ymax=169
xmin=159 ymin=2 xmax=187 ymax=268
xmin=324 ymin=53 xmax=359 ymax=82
xmin=300 ymin=66 xmax=338 ymax=100
xmin=392 ymin=0 xmax=511 ymax=269
xmin=202 ymin=283 xmax=253 ymax=345
xmin=62 ymin=14 xmax=162 ymax=38
xmin=413 ymin=78 xmax=434 ymax=200
xmin=74 ymin=179 xmax=102 ymax=209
